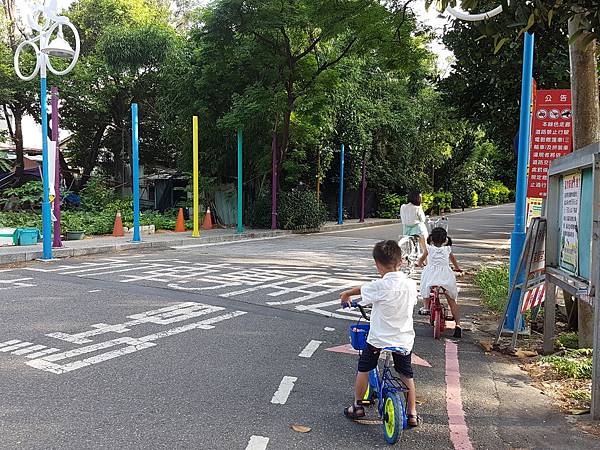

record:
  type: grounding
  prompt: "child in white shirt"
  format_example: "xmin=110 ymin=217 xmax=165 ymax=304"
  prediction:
xmin=340 ymin=240 xmax=420 ymax=427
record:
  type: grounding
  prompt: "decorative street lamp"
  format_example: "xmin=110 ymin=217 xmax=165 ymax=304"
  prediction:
xmin=444 ymin=2 xmax=532 ymax=333
xmin=13 ymin=0 xmax=80 ymax=260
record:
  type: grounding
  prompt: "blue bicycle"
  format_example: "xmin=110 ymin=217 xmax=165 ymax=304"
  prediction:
xmin=345 ymin=301 xmax=409 ymax=444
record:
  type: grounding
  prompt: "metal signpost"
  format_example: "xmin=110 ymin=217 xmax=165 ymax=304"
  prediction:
xmin=444 ymin=1 xmax=533 ymax=333
xmin=543 ymin=142 xmax=600 ymax=418
xmin=13 ymin=0 xmax=80 ymax=260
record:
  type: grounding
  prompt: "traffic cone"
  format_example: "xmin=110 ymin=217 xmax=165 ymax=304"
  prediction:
xmin=175 ymin=207 xmax=186 ymax=232
xmin=202 ymin=207 xmax=213 ymax=230
xmin=113 ymin=210 xmax=124 ymax=237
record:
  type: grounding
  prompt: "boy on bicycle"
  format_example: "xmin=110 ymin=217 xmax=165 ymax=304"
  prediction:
xmin=340 ymin=240 xmax=420 ymax=427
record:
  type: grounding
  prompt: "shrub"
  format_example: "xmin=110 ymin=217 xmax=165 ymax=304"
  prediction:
xmin=421 ymin=193 xmax=434 ymax=213
xmin=377 ymin=193 xmax=406 ymax=219
xmin=479 ymin=181 xmax=510 ymax=206
xmin=474 ymin=265 xmax=509 ymax=313
xmin=557 ymin=332 xmax=579 ymax=350
xmin=470 ymin=191 xmax=478 ymax=207
xmin=79 ymin=176 xmax=117 ymax=211
xmin=431 ymin=191 xmax=453 ymax=214
xmin=278 ymin=190 xmax=327 ymax=230
xmin=249 ymin=195 xmax=273 ymax=229
xmin=0 ymin=181 xmax=43 ymax=210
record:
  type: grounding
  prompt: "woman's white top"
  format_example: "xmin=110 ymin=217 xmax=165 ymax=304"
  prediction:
xmin=400 ymin=203 xmax=425 ymax=225
xmin=420 ymin=245 xmax=458 ymax=300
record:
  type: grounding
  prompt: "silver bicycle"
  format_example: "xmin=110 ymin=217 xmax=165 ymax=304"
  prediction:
xmin=399 ymin=216 xmax=448 ymax=274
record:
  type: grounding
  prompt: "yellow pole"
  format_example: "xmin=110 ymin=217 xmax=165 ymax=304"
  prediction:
xmin=192 ymin=116 xmax=200 ymax=237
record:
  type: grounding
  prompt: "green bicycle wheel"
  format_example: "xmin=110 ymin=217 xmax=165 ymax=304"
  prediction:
xmin=382 ymin=391 xmax=404 ymax=444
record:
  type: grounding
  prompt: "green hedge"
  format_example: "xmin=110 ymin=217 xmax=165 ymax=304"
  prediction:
xmin=377 ymin=193 xmax=407 ymax=219
xmin=278 ymin=191 xmax=327 ymax=230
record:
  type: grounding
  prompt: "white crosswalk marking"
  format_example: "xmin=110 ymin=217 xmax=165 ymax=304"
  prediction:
xmin=12 ymin=345 xmax=47 ymax=355
xmin=0 ymin=342 xmax=33 ymax=352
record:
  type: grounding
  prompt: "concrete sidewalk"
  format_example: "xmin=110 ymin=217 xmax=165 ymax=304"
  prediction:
xmin=0 ymin=218 xmax=397 ymax=265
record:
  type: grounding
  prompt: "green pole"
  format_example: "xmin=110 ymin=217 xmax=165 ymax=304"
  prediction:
xmin=237 ymin=128 xmax=244 ymax=233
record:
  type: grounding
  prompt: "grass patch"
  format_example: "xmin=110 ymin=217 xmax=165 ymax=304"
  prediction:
xmin=568 ymin=389 xmax=592 ymax=402
xmin=474 ymin=265 xmax=509 ymax=313
xmin=541 ymin=349 xmax=593 ymax=379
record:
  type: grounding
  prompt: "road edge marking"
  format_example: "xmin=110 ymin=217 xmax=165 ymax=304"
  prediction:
xmin=445 ymin=339 xmax=474 ymax=450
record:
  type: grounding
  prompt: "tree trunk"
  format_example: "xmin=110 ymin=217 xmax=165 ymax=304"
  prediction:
xmin=12 ymin=107 xmax=25 ymax=180
xmin=81 ymin=125 xmax=107 ymax=187
xmin=568 ymin=16 xmax=600 ymax=348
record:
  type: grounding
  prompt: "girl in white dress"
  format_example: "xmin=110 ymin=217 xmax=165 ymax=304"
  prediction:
xmin=417 ymin=227 xmax=463 ymax=338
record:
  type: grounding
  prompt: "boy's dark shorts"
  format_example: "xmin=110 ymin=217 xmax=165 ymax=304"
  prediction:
xmin=357 ymin=344 xmax=413 ymax=378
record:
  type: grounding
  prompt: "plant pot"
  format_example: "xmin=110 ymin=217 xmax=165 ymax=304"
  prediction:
xmin=66 ymin=231 xmax=85 ymax=240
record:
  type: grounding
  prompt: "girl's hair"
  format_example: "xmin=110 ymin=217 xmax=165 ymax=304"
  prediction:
xmin=407 ymin=191 xmax=421 ymax=206
xmin=427 ymin=227 xmax=452 ymax=247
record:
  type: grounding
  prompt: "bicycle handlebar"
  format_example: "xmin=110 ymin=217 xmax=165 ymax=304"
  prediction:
xmin=342 ymin=298 xmax=370 ymax=321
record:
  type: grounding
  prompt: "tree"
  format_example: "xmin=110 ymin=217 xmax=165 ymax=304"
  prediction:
xmin=0 ymin=0 xmax=38 ymax=183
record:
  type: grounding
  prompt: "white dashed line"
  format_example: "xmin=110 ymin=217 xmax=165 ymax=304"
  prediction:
xmin=0 ymin=342 xmax=33 ymax=352
xmin=324 ymin=327 xmax=335 ymax=331
xmin=271 ymin=376 xmax=297 ymax=405
xmin=245 ymin=435 xmax=269 ymax=450
xmin=298 ymin=340 xmax=323 ymax=358
xmin=88 ymin=289 xmax=101 ymax=293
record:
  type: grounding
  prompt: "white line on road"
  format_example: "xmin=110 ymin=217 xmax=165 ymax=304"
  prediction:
xmin=172 ymin=235 xmax=288 ymax=250
xmin=271 ymin=376 xmax=298 ymax=404
xmin=26 ymin=348 xmax=61 ymax=359
xmin=245 ymin=435 xmax=269 ymax=450
xmin=12 ymin=344 xmax=47 ymax=355
xmin=298 ymin=340 xmax=323 ymax=358
xmin=88 ymin=289 xmax=101 ymax=293
xmin=0 ymin=340 xmax=21 ymax=348
xmin=0 ymin=342 xmax=33 ymax=352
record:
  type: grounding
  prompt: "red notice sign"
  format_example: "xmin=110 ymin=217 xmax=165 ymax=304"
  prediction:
xmin=527 ymin=89 xmax=573 ymax=198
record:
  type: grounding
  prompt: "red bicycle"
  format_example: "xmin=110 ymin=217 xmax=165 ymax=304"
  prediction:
xmin=428 ymin=286 xmax=449 ymax=340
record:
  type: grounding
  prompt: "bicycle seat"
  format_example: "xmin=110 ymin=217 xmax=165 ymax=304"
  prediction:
xmin=382 ymin=346 xmax=410 ymax=356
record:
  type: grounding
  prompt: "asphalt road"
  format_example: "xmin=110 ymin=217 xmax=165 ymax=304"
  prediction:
xmin=0 ymin=204 xmax=596 ymax=449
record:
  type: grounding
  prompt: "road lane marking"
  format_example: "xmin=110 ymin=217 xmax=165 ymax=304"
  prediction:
xmin=445 ymin=340 xmax=474 ymax=450
xmin=88 ymin=289 xmax=101 ymax=293
xmin=271 ymin=376 xmax=297 ymax=404
xmin=0 ymin=340 xmax=21 ymax=348
xmin=25 ymin=348 xmax=61 ymax=359
xmin=298 ymin=340 xmax=323 ymax=358
xmin=0 ymin=342 xmax=33 ymax=352
xmin=11 ymin=344 xmax=47 ymax=355
xmin=325 ymin=344 xmax=432 ymax=367
xmin=173 ymin=235 xmax=287 ymax=250
xmin=324 ymin=327 xmax=335 ymax=331
xmin=245 ymin=436 xmax=269 ymax=450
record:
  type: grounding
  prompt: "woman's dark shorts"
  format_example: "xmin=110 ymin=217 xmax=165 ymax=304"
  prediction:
xmin=357 ymin=344 xmax=413 ymax=378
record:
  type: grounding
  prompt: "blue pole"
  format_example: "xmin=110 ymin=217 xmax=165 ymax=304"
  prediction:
xmin=505 ymin=32 xmax=535 ymax=332
xmin=40 ymin=76 xmax=52 ymax=260
xmin=338 ymin=143 xmax=345 ymax=225
xmin=132 ymin=103 xmax=141 ymax=242
xmin=237 ymin=128 xmax=244 ymax=234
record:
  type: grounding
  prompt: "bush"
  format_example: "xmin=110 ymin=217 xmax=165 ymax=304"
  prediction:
xmin=474 ymin=265 xmax=509 ymax=313
xmin=249 ymin=195 xmax=273 ymax=228
xmin=377 ymin=193 xmax=406 ymax=219
xmin=421 ymin=193 xmax=433 ymax=213
xmin=278 ymin=190 xmax=327 ymax=230
xmin=431 ymin=191 xmax=452 ymax=214
xmin=0 ymin=181 xmax=43 ymax=210
xmin=79 ymin=176 xmax=117 ymax=211
xmin=470 ymin=191 xmax=478 ymax=207
xmin=557 ymin=332 xmax=579 ymax=350
xmin=478 ymin=181 xmax=510 ymax=206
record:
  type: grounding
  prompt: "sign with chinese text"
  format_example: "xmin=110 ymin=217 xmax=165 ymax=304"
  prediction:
xmin=528 ymin=89 xmax=573 ymax=198
xmin=560 ymin=172 xmax=581 ymax=274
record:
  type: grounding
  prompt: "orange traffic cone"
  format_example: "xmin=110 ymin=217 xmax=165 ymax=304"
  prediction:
xmin=202 ymin=207 xmax=213 ymax=230
xmin=175 ymin=208 xmax=186 ymax=232
xmin=113 ymin=210 xmax=124 ymax=237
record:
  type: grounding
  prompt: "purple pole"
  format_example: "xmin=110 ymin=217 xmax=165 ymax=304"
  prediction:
xmin=51 ymin=87 xmax=62 ymax=248
xmin=271 ymin=133 xmax=278 ymax=230
xmin=360 ymin=154 xmax=366 ymax=223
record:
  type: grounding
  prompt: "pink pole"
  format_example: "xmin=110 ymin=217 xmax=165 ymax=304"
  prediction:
xmin=360 ymin=154 xmax=366 ymax=223
xmin=51 ymin=87 xmax=62 ymax=248
xmin=271 ymin=133 xmax=277 ymax=230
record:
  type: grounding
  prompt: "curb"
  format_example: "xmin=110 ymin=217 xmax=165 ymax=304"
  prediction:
xmin=0 ymin=220 xmax=398 ymax=265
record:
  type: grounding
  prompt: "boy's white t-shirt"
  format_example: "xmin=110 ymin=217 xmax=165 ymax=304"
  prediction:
xmin=359 ymin=271 xmax=418 ymax=351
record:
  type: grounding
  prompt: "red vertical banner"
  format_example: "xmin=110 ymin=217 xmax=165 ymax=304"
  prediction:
xmin=527 ymin=89 xmax=573 ymax=198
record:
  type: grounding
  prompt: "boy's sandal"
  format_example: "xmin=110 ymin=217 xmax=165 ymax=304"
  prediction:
xmin=407 ymin=414 xmax=422 ymax=427
xmin=344 ymin=404 xmax=366 ymax=419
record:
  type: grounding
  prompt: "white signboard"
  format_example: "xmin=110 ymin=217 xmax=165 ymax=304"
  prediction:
xmin=560 ymin=172 xmax=581 ymax=274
